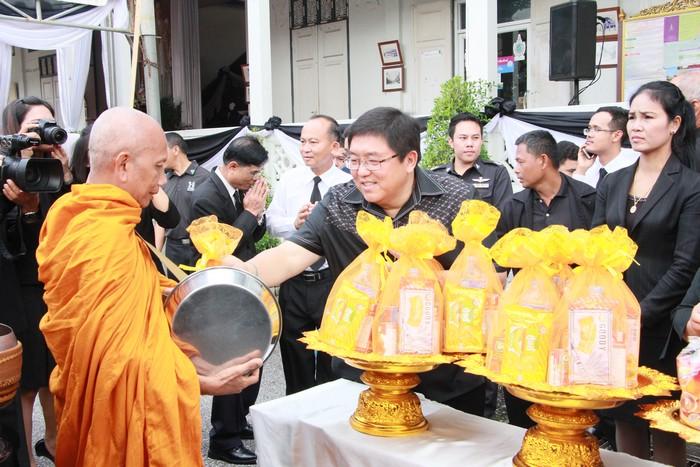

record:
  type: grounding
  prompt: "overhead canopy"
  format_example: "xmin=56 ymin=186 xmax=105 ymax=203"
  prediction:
xmin=0 ymin=0 xmax=130 ymax=131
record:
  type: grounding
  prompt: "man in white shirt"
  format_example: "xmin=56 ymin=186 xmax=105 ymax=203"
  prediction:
xmin=573 ymin=106 xmax=638 ymax=188
xmin=267 ymin=115 xmax=352 ymax=395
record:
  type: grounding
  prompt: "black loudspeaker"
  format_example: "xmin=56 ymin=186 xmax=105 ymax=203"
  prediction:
xmin=549 ymin=1 xmax=597 ymax=81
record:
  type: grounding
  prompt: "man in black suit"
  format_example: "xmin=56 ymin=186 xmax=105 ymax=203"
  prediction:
xmin=191 ymin=135 xmax=269 ymax=465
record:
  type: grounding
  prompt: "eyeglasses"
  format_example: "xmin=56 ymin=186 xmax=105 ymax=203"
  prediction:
xmin=583 ymin=127 xmax=618 ymax=136
xmin=345 ymin=154 xmax=399 ymax=171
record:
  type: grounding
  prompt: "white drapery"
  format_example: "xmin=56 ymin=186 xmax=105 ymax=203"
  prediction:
xmin=171 ymin=0 xmax=202 ymax=129
xmin=0 ymin=0 xmax=129 ymax=131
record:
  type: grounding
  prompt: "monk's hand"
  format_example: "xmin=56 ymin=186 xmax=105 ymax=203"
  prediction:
xmin=2 ymin=180 xmax=39 ymax=213
xmin=198 ymin=352 xmax=263 ymax=396
xmin=686 ymin=303 xmax=700 ymax=339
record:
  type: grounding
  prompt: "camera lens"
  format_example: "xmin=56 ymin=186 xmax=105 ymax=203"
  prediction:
xmin=24 ymin=165 xmax=39 ymax=184
xmin=44 ymin=126 xmax=68 ymax=145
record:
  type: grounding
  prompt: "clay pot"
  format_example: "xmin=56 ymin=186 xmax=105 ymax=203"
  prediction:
xmin=0 ymin=325 xmax=22 ymax=407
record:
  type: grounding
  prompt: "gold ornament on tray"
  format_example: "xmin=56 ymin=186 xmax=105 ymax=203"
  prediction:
xmin=636 ymin=400 xmax=700 ymax=443
xmin=458 ymin=354 xmax=678 ymax=467
xmin=302 ymin=330 xmax=455 ymax=436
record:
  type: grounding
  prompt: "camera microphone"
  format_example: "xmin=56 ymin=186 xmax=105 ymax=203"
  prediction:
xmin=0 ymin=134 xmax=40 ymax=151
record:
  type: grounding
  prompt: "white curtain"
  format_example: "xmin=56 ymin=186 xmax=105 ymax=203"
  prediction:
xmin=0 ymin=0 xmax=129 ymax=131
xmin=101 ymin=0 xmax=131 ymax=108
xmin=171 ymin=0 xmax=202 ymax=128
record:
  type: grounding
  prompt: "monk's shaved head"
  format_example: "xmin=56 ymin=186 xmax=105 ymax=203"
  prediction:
xmin=87 ymin=107 xmax=168 ymax=207
xmin=671 ymin=70 xmax=700 ymax=129
xmin=89 ymin=107 xmax=164 ymax=173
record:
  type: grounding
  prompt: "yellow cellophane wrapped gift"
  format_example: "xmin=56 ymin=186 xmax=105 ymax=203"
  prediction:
xmin=540 ymin=225 xmax=576 ymax=294
xmin=372 ymin=211 xmax=456 ymax=357
xmin=318 ymin=212 xmax=393 ymax=352
xmin=548 ymin=226 xmax=640 ymax=388
xmin=486 ymin=228 xmax=560 ymax=384
xmin=677 ymin=338 xmax=700 ymax=429
xmin=186 ymin=215 xmax=243 ymax=270
xmin=443 ymin=200 xmax=503 ymax=353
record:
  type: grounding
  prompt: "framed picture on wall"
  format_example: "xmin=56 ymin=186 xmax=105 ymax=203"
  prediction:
xmin=597 ymin=7 xmax=620 ymax=38
xmin=382 ymin=65 xmax=404 ymax=92
xmin=596 ymin=38 xmax=619 ymax=68
xmin=378 ymin=40 xmax=403 ymax=66
xmin=241 ymin=64 xmax=250 ymax=83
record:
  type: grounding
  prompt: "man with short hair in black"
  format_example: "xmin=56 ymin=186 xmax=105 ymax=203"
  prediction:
xmin=191 ymin=135 xmax=269 ymax=465
xmin=163 ymin=132 xmax=209 ymax=273
xmin=573 ymin=106 xmax=636 ymax=188
xmin=432 ymin=112 xmax=513 ymax=211
xmin=494 ymin=129 xmax=595 ymax=428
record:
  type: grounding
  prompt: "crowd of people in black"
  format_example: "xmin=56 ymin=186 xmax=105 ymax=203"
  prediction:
xmin=0 ymin=71 xmax=699 ymax=466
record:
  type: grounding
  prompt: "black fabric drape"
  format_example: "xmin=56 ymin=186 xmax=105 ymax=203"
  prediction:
xmin=506 ymin=111 xmax=631 ymax=147
xmin=186 ymin=127 xmax=243 ymax=165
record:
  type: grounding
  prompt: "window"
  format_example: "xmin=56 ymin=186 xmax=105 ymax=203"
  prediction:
xmin=291 ymin=0 xmax=348 ymax=29
xmin=39 ymin=54 xmax=57 ymax=78
xmin=497 ymin=0 xmax=530 ymax=24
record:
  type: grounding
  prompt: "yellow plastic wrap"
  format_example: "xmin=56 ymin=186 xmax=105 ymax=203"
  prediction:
xmin=185 ymin=215 xmax=243 ymax=271
xmin=677 ymin=338 xmax=700 ymax=429
xmin=372 ymin=211 xmax=456 ymax=356
xmin=548 ymin=226 xmax=640 ymax=388
xmin=486 ymin=228 xmax=560 ymax=383
xmin=540 ymin=225 xmax=575 ymax=294
xmin=318 ymin=212 xmax=393 ymax=352
xmin=443 ymin=200 xmax=503 ymax=353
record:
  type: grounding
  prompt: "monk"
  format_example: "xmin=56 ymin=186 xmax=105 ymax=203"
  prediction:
xmin=36 ymin=107 xmax=262 ymax=466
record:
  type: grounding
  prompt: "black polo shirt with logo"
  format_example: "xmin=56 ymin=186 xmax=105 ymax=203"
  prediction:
xmin=432 ymin=158 xmax=513 ymax=212
xmin=289 ymin=167 xmax=484 ymax=403
xmin=164 ymin=161 xmax=210 ymax=240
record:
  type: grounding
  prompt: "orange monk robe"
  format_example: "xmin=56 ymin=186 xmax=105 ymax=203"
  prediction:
xmin=37 ymin=184 xmax=203 ymax=467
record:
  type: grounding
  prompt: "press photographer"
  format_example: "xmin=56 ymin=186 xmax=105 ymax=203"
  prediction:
xmin=0 ymin=97 xmax=73 ymax=466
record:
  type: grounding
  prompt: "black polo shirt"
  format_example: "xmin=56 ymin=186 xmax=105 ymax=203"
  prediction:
xmin=164 ymin=161 xmax=210 ymax=240
xmin=494 ymin=173 xmax=596 ymax=240
xmin=289 ymin=167 xmax=476 ymax=278
xmin=432 ymin=158 xmax=513 ymax=212
xmin=289 ymin=167 xmax=483 ymax=402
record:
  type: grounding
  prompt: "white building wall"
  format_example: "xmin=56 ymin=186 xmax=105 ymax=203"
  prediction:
xmin=270 ymin=0 xmax=293 ymax=123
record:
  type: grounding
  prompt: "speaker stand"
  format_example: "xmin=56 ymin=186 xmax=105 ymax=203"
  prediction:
xmin=570 ymin=79 xmax=580 ymax=105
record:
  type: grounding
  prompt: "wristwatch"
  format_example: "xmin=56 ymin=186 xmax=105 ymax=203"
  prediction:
xmin=22 ymin=211 xmax=40 ymax=224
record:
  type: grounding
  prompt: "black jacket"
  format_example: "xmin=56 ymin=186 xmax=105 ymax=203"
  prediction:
xmin=191 ymin=171 xmax=265 ymax=261
xmin=593 ymin=155 xmax=700 ymax=351
xmin=494 ymin=173 xmax=595 ymax=239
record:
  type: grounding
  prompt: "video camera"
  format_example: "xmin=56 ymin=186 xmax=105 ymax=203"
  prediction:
xmin=0 ymin=120 xmax=66 ymax=193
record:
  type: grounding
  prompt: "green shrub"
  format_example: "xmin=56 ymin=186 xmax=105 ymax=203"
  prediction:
xmin=422 ymin=77 xmax=494 ymax=169
xmin=255 ymin=232 xmax=281 ymax=253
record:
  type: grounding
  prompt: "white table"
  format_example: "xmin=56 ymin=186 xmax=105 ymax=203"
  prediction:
xmin=251 ymin=379 xmax=662 ymax=467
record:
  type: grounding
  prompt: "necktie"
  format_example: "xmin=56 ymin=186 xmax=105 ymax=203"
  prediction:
xmin=233 ymin=190 xmax=243 ymax=214
xmin=596 ymin=168 xmax=607 ymax=190
xmin=309 ymin=176 xmax=325 ymax=271
xmin=310 ymin=176 xmax=322 ymax=203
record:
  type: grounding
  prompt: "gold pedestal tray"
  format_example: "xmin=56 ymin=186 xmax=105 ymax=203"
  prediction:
xmin=457 ymin=354 xmax=678 ymax=467
xmin=345 ymin=358 xmax=436 ymax=436
xmin=506 ymin=384 xmax=625 ymax=467
xmin=300 ymin=330 xmax=456 ymax=437
xmin=636 ymin=399 xmax=700 ymax=443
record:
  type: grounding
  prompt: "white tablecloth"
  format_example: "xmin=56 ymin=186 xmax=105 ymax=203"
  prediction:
xmin=250 ymin=379 xmax=662 ymax=467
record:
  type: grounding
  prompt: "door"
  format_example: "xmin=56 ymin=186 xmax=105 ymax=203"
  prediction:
xmin=292 ymin=26 xmax=319 ymax=121
xmin=318 ymin=21 xmax=348 ymax=119
xmin=292 ymin=20 xmax=349 ymax=122
xmin=413 ymin=0 xmax=452 ymax=115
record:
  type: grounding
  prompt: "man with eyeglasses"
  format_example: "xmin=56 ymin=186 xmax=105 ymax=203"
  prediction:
xmin=223 ymin=106 xmax=488 ymax=417
xmin=573 ymin=106 xmax=638 ymax=188
xmin=266 ymin=115 xmax=351 ymax=397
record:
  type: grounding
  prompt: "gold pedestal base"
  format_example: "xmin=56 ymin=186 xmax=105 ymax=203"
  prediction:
xmin=513 ymin=404 xmax=602 ymax=467
xmin=345 ymin=359 xmax=436 ymax=437
xmin=506 ymin=384 xmax=624 ymax=467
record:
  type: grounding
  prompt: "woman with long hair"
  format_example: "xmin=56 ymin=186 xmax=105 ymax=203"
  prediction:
xmin=593 ymin=81 xmax=700 ymax=466
xmin=1 ymin=97 xmax=72 ymax=465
